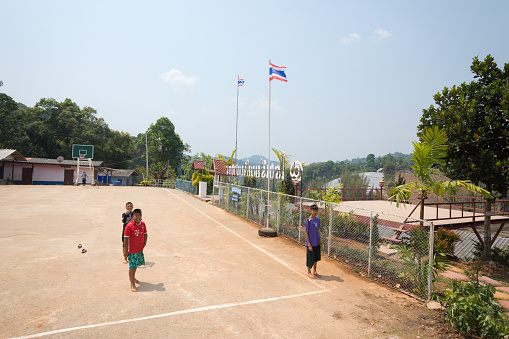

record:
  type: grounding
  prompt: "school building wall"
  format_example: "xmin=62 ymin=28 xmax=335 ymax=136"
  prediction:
xmin=0 ymin=162 xmax=95 ymax=185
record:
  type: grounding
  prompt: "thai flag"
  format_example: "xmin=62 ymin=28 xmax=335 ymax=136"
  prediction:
xmin=238 ymin=78 xmax=245 ymax=86
xmin=269 ymin=63 xmax=287 ymax=82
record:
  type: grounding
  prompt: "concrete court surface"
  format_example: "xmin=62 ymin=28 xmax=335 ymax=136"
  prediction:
xmin=1 ymin=186 xmax=440 ymax=338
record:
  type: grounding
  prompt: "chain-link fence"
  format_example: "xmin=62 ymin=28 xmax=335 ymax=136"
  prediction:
xmin=212 ymin=182 xmax=436 ymax=299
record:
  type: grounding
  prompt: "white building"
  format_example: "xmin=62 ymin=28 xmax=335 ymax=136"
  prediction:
xmin=0 ymin=149 xmax=103 ymax=185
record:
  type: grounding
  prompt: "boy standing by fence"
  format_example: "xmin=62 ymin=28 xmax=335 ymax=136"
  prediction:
xmin=123 ymin=208 xmax=148 ymax=292
xmin=305 ymin=204 xmax=321 ymax=279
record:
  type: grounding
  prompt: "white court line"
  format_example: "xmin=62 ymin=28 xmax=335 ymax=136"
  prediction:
xmin=11 ymin=189 xmax=332 ymax=339
xmin=11 ymin=289 xmax=329 ymax=339
xmin=165 ymin=189 xmax=325 ymax=289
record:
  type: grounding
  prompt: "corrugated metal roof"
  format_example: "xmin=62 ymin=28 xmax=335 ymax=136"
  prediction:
xmin=0 ymin=149 xmax=26 ymax=161
xmin=99 ymin=168 xmax=139 ymax=177
xmin=453 ymin=229 xmax=509 ymax=261
xmin=3 ymin=157 xmax=102 ymax=167
xmin=21 ymin=158 xmax=103 ymax=166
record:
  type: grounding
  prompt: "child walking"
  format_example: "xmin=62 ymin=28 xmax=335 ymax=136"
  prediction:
xmin=123 ymin=208 xmax=148 ymax=292
xmin=121 ymin=202 xmax=134 ymax=264
xmin=305 ymin=204 xmax=321 ymax=279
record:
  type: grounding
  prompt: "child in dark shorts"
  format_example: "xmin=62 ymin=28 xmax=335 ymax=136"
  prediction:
xmin=123 ymin=208 xmax=148 ymax=292
xmin=121 ymin=202 xmax=134 ymax=264
xmin=305 ymin=204 xmax=321 ymax=279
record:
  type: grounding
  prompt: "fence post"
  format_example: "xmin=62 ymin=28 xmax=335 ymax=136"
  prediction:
xmin=427 ymin=222 xmax=435 ymax=300
xmin=368 ymin=211 xmax=373 ymax=276
xmin=298 ymin=197 xmax=302 ymax=243
xmin=260 ymin=190 xmax=263 ymax=225
xmin=246 ymin=187 xmax=250 ymax=220
xmin=277 ymin=193 xmax=281 ymax=233
xmin=328 ymin=203 xmax=332 ymax=256
xmin=226 ymin=183 xmax=230 ymax=211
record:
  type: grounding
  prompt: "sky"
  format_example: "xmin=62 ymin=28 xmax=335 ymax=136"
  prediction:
xmin=1 ymin=1 xmax=509 ymax=164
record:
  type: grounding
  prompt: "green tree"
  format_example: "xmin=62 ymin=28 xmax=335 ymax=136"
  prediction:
xmin=365 ymin=153 xmax=376 ymax=171
xmin=389 ymin=127 xmax=492 ymax=221
xmin=145 ymin=117 xmax=188 ymax=175
xmin=418 ymin=55 xmax=509 ymax=260
xmin=0 ymin=93 xmax=23 ymax=149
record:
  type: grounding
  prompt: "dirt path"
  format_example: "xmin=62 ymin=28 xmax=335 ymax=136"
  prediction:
xmin=0 ymin=186 xmax=458 ymax=338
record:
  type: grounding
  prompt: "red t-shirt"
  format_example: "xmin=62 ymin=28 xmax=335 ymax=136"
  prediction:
xmin=124 ymin=220 xmax=147 ymax=254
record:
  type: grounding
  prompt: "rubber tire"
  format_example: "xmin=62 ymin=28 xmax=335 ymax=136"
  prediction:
xmin=258 ymin=227 xmax=277 ymax=237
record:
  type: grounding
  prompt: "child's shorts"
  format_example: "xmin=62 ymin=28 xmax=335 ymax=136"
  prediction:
xmin=128 ymin=251 xmax=145 ymax=269
xmin=306 ymin=245 xmax=321 ymax=268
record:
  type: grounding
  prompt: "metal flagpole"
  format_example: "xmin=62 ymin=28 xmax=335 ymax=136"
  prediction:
xmin=145 ymin=133 xmax=149 ymax=178
xmin=267 ymin=60 xmax=271 ymax=228
xmin=235 ymin=75 xmax=239 ymax=167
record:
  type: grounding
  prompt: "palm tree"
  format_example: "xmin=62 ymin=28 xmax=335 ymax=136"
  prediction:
xmin=389 ymin=127 xmax=492 ymax=298
xmin=389 ymin=126 xmax=492 ymax=221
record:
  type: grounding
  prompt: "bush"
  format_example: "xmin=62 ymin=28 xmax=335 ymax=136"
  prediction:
xmin=445 ymin=280 xmax=509 ymax=338
xmin=434 ymin=228 xmax=460 ymax=256
xmin=192 ymin=172 xmax=214 ymax=194
xmin=473 ymin=242 xmax=509 ymax=266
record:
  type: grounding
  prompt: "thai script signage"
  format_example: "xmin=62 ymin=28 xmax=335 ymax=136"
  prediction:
xmin=225 ymin=160 xmax=303 ymax=184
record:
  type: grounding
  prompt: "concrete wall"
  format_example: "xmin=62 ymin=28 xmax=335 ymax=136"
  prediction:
xmin=0 ymin=162 xmax=94 ymax=185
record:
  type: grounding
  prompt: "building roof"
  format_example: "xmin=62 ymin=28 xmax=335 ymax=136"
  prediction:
xmin=454 ymin=230 xmax=509 ymax=261
xmin=22 ymin=158 xmax=103 ymax=167
xmin=191 ymin=160 xmax=205 ymax=170
xmin=98 ymin=168 xmax=140 ymax=177
xmin=0 ymin=149 xmax=26 ymax=161
xmin=111 ymin=169 xmax=139 ymax=178
xmin=211 ymin=159 xmax=227 ymax=175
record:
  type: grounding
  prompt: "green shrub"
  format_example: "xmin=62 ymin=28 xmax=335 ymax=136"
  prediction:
xmin=192 ymin=172 xmax=214 ymax=194
xmin=445 ymin=280 xmax=509 ymax=338
xmin=434 ymin=228 xmax=461 ymax=256
xmin=473 ymin=242 xmax=509 ymax=266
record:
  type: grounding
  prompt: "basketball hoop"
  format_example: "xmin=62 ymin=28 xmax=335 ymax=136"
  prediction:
xmin=79 ymin=154 xmax=85 ymax=160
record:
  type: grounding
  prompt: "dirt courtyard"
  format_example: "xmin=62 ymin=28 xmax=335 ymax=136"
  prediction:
xmin=0 ymin=186 xmax=459 ymax=338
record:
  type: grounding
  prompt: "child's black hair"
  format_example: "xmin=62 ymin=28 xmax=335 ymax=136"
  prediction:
xmin=133 ymin=208 xmax=142 ymax=215
xmin=126 ymin=201 xmax=133 ymax=207
xmin=310 ymin=204 xmax=318 ymax=210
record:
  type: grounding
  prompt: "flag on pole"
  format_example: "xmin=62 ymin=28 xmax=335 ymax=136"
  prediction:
xmin=238 ymin=78 xmax=245 ymax=86
xmin=269 ymin=63 xmax=287 ymax=82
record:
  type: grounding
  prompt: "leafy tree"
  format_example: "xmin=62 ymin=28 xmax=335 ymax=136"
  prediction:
xmin=145 ymin=117 xmax=188 ymax=174
xmin=418 ymin=55 xmax=509 ymax=260
xmin=389 ymin=127 xmax=492 ymax=221
xmin=0 ymin=93 xmax=24 ymax=149
xmin=365 ymin=153 xmax=376 ymax=171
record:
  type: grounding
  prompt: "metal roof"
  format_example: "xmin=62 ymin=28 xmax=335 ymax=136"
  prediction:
xmin=99 ymin=168 xmax=139 ymax=177
xmin=0 ymin=149 xmax=26 ymax=161
xmin=453 ymin=229 xmax=509 ymax=261
xmin=20 ymin=158 xmax=104 ymax=167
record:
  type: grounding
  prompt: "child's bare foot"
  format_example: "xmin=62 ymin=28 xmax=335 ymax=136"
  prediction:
xmin=307 ymin=272 xmax=315 ymax=279
xmin=313 ymin=272 xmax=321 ymax=278
xmin=131 ymin=286 xmax=139 ymax=292
xmin=123 ymin=259 xmax=128 ymax=264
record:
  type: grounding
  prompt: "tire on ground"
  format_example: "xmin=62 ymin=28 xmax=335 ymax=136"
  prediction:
xmin=258 ymin=227 xmax=277 ymax=237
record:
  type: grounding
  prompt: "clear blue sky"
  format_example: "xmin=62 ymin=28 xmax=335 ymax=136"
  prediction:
xmin=2 ymin=1 xmax=508 ymax=164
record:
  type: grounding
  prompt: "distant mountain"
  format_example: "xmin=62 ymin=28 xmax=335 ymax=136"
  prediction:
xmin=234 ymin=154 xmax=279 ymax=166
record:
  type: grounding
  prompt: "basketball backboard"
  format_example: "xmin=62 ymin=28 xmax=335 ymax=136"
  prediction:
xmin=72 ymin=144 xmax=94 ymax=159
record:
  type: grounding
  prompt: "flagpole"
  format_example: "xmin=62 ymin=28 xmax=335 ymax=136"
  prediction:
xmin=267 ymin=60 xmax=271 ymax=228
xmin=235 ymin=75 xmax=239 ymax=168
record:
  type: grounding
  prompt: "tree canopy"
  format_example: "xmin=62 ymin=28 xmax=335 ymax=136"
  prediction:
xmin=0 ymin=94 xmax=187 ymax=176
xmin=418 ymin=55 xmax=509 ymax=198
